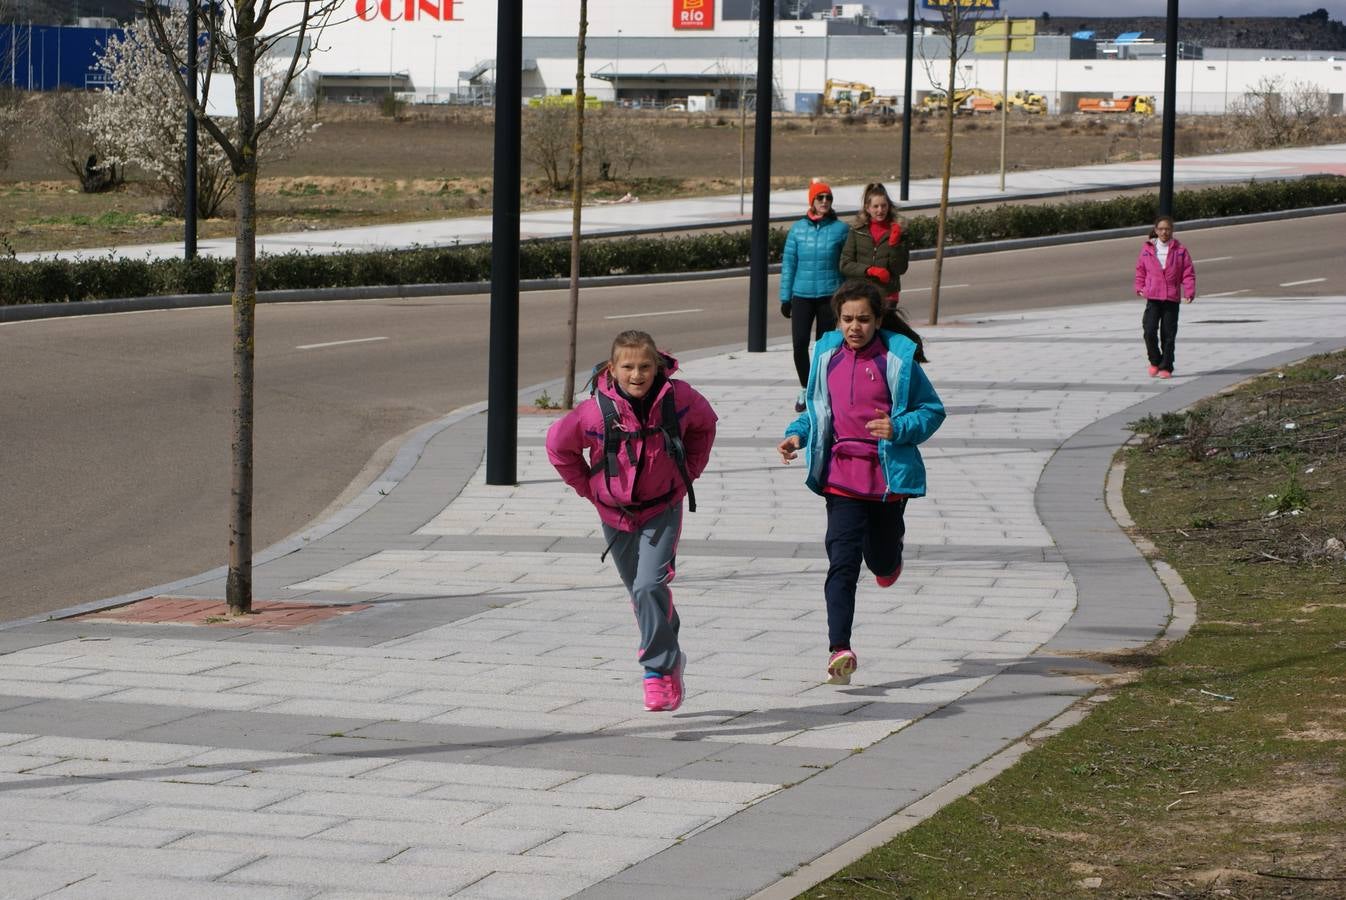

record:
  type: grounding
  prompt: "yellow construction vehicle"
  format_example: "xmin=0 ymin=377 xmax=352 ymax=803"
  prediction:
xmin=822 ymin=79 xmax=897 ymax=114
xmin=1006 ymin=89 xmax=1046 ymax=114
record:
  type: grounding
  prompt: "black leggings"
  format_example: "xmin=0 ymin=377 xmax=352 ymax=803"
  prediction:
xmin=791 ymin=296 xmax=837 ymax=387
xmin=1142 ymin=299 xmax=1181 ymax=372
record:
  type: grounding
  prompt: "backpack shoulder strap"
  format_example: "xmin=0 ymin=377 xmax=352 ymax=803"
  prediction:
xmin=659 ymin=387 xmax=696 ymax=513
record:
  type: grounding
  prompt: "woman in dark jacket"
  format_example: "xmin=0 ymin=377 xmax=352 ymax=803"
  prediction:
xmin=840 ymin=182 xmax=909 ymax=314
xmin=781 ymin=181 xmax=851 ymax=412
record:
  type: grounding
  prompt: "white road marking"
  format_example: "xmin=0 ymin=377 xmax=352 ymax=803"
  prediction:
xmin=1279 ymin=277 xmax=1326 ymax=287
xmin=901 ymin=284 xmax=970 ymax=294
xmin=1201 ymin=289 xmax=1250 ymax=298
xmin=605 ymin=308 xmax=704 ymax=320
xmin=296 ymin=336 xmax=389 ymax=350
xmin=1195 ymin=256 xmax=1233 ymax=263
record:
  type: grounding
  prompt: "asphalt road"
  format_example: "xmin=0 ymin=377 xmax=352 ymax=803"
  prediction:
xmin=2 ymin=214 xmax=1342 ymax=621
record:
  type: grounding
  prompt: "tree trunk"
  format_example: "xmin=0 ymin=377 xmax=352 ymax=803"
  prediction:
xmin=562 ymin=0 xmax=588 ymax=409
xmin=930 ymin=20 xmax=959 ymax=327
xmin=227 ymin=2 xmax=259 ymax=617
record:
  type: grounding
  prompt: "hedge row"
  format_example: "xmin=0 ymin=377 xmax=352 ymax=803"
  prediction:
xmin=4 ymin=176 xmax=1343 ymax=306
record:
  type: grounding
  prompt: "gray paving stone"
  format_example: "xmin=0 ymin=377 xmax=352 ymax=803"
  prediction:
xmin=105 ymin=806 xmax=342 ymax=838
xmin=0 ymin=866 xmax=96 ymax=900
xmin=224 ymin=856 xmax=491 ymax=894
xmin=313 ymin=818 xmax=557 ymax=854
xmin=3 ymin=842 xmax=261 ymax=878
xmin=165 ymin=832 xmax=403 ymax=863
xmin=44 ymin=875 xmax=314 ymax=900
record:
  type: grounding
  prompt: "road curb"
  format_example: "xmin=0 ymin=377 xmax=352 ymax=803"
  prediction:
xmin=4 ymin=202 xmax=1344 ymax=323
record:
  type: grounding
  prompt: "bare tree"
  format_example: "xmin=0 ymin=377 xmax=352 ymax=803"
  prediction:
xmin=921 ymin=0 xmax=996 ymax=325
xmin=138 ymin=0 xmax=345 ymax=615
xmin=562 ymin=0 xmax=588 ymax=410
xmin=1230 ymin=76 xmax=1330 ymax=149
xmin=33 ymin=91 xmax=123 ymax=192
xmin=89 ymin=8 xmax=314 ymax=217
xmin=523 ymin=104 xmax=573 ymax=192
xmin=587 ymin=107 xmax=647 ymax=181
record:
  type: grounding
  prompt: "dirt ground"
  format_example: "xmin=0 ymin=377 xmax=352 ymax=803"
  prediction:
xmin=4 ymin=104 xmax=1343 ymax=254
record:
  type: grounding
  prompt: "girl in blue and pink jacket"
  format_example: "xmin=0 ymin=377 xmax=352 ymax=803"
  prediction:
xmin=1133 ymin=215 xmax=1197 ymax=378
xmin=546 ymin=331 xmax=717 ymax=713
xmin=777 ymin=281 xmax=945 ymax=686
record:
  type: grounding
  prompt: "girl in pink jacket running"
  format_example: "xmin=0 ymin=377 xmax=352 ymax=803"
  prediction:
xmin=1134 ymin=215 xmax=1197 ymax=378
xmin=546 ymin=331 xmax=717 ymax=713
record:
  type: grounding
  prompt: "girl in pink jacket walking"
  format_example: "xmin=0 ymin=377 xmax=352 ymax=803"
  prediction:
xmin=1134 ymin=215 xmax=1197 ymax=379
xmin=546 ymin=331 xmax=717 ymax=712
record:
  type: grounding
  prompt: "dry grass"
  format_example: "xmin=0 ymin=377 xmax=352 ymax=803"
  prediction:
xmin=4 ymin=104 xmax=1345 ymax=254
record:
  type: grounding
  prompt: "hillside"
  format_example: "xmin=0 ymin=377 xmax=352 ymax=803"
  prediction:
xmin=1035 ymin=9 xmax=1346 ymax=52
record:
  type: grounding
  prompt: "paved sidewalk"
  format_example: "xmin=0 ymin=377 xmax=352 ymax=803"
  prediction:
xmin=2 ymin=293 xmax=1345 ymax=898
xmin=16 ymin=143 xmax=1346 ymax=263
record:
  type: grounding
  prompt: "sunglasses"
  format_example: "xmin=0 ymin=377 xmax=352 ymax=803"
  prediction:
xmin=814 ymin=193 xmax=833 ymax=201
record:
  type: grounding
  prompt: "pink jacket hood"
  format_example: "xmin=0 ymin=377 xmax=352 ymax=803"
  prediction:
xmin=546 ymin=352 xmax=718 ymax=531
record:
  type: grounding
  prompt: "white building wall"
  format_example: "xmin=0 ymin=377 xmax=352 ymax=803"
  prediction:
xmin=305 ymin=0 xmax=1346 ymax=113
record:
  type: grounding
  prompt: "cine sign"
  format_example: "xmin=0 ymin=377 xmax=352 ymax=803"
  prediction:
xmin=355 ymin=0 xmax=459 ymax=21
xmin=673 ymin=0 xmax=714 ymax=30
xmin=922 ymin=0 xmax=1000 ymax=9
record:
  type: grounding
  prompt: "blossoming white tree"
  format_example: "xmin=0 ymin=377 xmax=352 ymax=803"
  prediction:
xmin=89 ymin=7 xmax=315 ymax=217
xmin=133 ymin=0 xmax=343 ymax=615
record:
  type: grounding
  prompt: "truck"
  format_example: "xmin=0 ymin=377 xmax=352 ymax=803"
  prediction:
xmin=1077 ymin=95 xmax=1156 ymax=115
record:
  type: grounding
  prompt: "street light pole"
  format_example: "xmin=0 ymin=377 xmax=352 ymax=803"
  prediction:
xmin=432 ymin=33 xmax=441 ymax=101
xmin=794 ymin=24 xmax=804 ymax=103
xmin=1159 ymin=0 xmax=1179 ymax=216
xmin=900 ymin=0 xmax=915 ymax=201
xmin=614 ymin=28 xmax=621 ymax=105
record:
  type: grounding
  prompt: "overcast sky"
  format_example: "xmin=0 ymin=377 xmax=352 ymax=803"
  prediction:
xmin=870 ymin=2 xmax=1344 ymax=17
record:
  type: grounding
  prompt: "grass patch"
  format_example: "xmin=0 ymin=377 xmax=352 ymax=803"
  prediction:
xmin=804 ymin=351 xmax=1346 ymax=898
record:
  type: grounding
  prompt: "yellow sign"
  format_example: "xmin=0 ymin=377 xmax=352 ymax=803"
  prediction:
xmin=974 ymin=19 xmax=1036 ymax=53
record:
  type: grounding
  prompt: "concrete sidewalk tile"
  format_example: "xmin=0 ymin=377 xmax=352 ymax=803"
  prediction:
xmin=106 ymin=805 xmax=342 ymax=838
xmin=224 ymin=856 xmax=491 ymax=894
xmin=591 ymin=844 xmax=794 ymax=892
xmin=450 ymin=871 xmax=606 ymax=899
xmin=3 ymin=842 xmax=261 ymax=878
xmin=268 ymin=791 xmax=493 ymax=824
xmin=0 ymin=820 xmax=186 ymax=849
xmin=314 ymin=819 xmax=557 ymax=854
xmin=418 ymin=782 xmax=639 ymax=810
xmin=166 ymin=832 xmax=402 ymax=863
xmin=45 ymin=875 xmax=313 ymax=900
xmin=220 ymin=771 xmax=435 ymax=799
xmin=0 ymin=867 xmax=98 ymax=900
xmin=465 ymin=804 xmax=713 ymax=839
xmin=523 ymin=831 xmax=672 ymax=864
xmin=553 ymin=773 xmax=778 ymax=804
xmin=361 ymin=760 xmax=576 ymax=790
xmin=63 ymin=777 xmax=295 ymax=811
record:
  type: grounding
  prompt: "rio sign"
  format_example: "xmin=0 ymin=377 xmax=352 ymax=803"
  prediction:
xmin=673 ymin=0 xmax=714 ymax=30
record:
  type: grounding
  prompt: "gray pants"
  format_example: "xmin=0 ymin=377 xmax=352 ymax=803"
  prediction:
xmin=601 ymin=504 xmax=683 ymax=673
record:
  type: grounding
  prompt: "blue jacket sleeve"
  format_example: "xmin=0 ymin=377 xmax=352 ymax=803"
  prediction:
xmin=780 ymin=223 xmax=799 ymax=303
xmin=785 ymin=411 xmax=810 ymax=444
xmin=890 ymin=363 xmax=945 ymax=446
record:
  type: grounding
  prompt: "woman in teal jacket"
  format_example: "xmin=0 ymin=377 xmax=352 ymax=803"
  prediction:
xmin=781 ymin=181 xmax=850 ymax=412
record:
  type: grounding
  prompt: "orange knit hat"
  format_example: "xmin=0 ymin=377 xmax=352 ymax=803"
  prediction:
xmin=807 ymin=180 xmax=833 ymax=208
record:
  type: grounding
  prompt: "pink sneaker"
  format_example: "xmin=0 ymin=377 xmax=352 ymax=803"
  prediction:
xmin=643 ymin=676 xmax=668 ymax=712
xmin=662 ymin=651 xmax=687 ymax=712
xmin=826 ymin=648 xmax=858 ymax=685
xmin=1147 ymin=365 xmax=1160 ymax=377
xmin=876 ymin=565 xmax=902 ymax=588
xmin=1157 ymin=369 xmax=1172 ymax=379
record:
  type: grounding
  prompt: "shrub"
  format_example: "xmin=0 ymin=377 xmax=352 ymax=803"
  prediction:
xmin=3 ymin=176 xmax=1343 ymax=305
